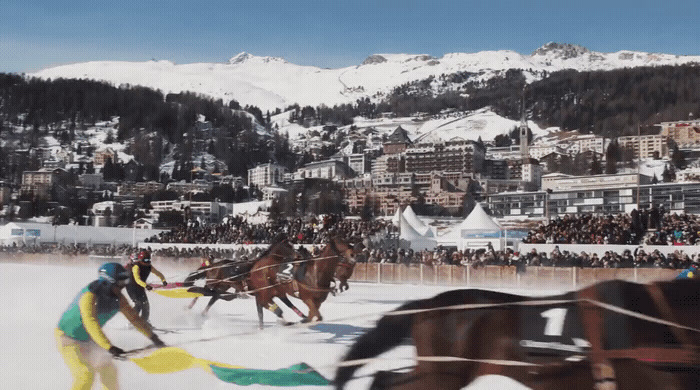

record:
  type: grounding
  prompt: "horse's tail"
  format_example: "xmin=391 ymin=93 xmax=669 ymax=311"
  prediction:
xmin=333 ymin=299 xmax=422 ymax=390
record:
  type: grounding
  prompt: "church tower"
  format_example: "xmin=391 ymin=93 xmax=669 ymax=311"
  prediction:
xmin=519 ymin=87 xmax=529 ymax=161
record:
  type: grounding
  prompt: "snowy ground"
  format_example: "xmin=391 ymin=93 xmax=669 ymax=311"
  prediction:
xmin=0 ymin=260 xmax=548 ymax=389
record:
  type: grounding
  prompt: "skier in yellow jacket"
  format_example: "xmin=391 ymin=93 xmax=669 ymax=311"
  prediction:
xmin=56 ymin=262 xmax=165 ymax=390
xmin=126 ymin=249 xmax=167 ymax=322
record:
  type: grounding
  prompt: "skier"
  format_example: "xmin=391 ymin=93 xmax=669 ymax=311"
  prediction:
xmin=126 ymin=249 xmax=167 ymax=322
xmin=56 ymin=262 xmax=165 ymax=390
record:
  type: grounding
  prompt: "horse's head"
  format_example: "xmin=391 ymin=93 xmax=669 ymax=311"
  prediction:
xmin=269 ymin=237 xmax=297 ymax=260
xmin=330 ymin=236 xmax=356 ymax=264
xmin=295 ymin=245 xmax=313 ymax=261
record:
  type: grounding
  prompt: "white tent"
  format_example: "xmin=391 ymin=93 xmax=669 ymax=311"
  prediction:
xmin=398 ymin=212 xmax=437 ymax=251
xmin=0 ymin=222 xmax=26 ymax=246
xmin=402 ymin=206 xmax=434 ymax=237
xmin=454 ymin=204 xmax=504 ymax=251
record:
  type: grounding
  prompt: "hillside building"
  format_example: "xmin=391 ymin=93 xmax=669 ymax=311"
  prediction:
xmin=166 ymin=179 xmax=213 ymax=195
xmin=404 ymin=140 xmax=485 ymax=175
xmin=617 ymin=134 xmax=668 ymax=159
xmin=659 ymin=120 xmax=700 ymax=147
xmin=20 ymin=168 xmax=68 ymax=199
xmin=293 ymin=159 xmax=353 ymax=181
xmin=118 ymin=181 xmax=165 ymax=196
xmin=93 ymin=148 xmax=118 ymax=166
xmin=382 ymin=126 xmax=412 ymax=155
xmin=248 ymin=163 xmax=287 ymax=187
xmin=0 ymin=181 xmax=11 ymax=205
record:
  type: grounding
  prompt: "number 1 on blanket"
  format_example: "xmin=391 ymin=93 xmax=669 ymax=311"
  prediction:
xmin=541 ymin=308 xmax=567 ymax=336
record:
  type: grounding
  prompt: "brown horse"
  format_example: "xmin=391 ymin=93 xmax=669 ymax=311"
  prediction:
xmin=246 ymin=238 xmax=311 ymax=329
xmin=335 ymin=279 xmax=700 ymax=390
xmin=274 ymin=236 xmax=355 ymax=323
xmin=185 ymin=240 xmax=307 ymax=320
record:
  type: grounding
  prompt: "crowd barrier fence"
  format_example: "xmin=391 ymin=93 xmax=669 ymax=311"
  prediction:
xmin=348 ymin=263 xmax=680 ymax=290
xmin=1 ymin=253 xmax=681 ymax=290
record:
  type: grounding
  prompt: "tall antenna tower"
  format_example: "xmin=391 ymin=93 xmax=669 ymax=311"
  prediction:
xmin=519 ymin=86 xmax=529 ymax=161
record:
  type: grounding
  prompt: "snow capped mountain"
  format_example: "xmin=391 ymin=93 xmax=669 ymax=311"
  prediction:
xmin=30 ymin=43 xmax=700 ymax=112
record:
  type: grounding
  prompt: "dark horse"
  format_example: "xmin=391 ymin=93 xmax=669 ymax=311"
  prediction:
xmin=335 ymin=279 xmax=700 ymax=390
xmin=183 ymin=258 xmax=253 ymax=316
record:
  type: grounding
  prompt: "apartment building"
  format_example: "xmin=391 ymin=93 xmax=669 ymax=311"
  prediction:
xmin=404 ymin=140 xmax=485 ymax=175
xmin=248 ymin=163 xmax=287 ymax=187
xmin=118 ymin=181 xmax=165 ymax=196
xmin=659 ymin=120 xmax=700 ymax=147
xmin=617 ymin=134 xmax=668 ymax=158
xmin=294 ymin=159 xmax=352 ymax=181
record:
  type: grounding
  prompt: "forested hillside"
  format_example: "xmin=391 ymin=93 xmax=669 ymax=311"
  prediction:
xmin=468 ymin=65 xmax=700 ymax=137
xmin=0 ymin=74 xmax=299 ymax=178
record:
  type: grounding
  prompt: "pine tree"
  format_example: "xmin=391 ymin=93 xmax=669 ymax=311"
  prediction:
xmin=171 ymin=162 xmax=180 ymax=181
xmin=662 ymin=164 xmax=677 ymax=182
xmin=605 ymin=140 xmax=619 ymax=174
xmin=670 ymin=142 xmax=687 ymax=169
xmin=103 ymin=157 xmax=115 ymax=181
xmin=590 ymin=154 xmax=602 ymax=175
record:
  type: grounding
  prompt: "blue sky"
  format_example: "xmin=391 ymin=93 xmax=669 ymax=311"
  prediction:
xmin=2 ymin=0 xmax=699 ymax=73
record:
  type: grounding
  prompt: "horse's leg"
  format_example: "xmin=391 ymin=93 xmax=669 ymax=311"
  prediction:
xmin=278 ymin=294 xmax=307 ymax=320
xmin=314 ymin=298 xmax=323 ymax=322
xmin=202 ymin=292 xmax=219 ymax=316
xmin=340 ymin=280 xmax=349 ymax=291
xmin=301 ymin=297 xmax=319 ymax=322
xmin=187 ymin=296 xmax=199 ymax=309
xmin=256 ymin=302 xmax=264 ymax=330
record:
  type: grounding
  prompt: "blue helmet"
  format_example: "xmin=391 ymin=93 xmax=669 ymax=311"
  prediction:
xmin=98 ymin=263 xmax=129 ymax=285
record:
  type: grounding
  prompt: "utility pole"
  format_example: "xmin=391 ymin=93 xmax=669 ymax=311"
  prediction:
xmin=636 ymin=124 xmax=641 ymax=209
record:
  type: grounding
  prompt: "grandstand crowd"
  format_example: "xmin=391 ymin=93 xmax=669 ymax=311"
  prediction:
xmin=523 ymin=207 xmax=700 ymax=246
xmin=144 ymin=215 xmax=395 ymax=246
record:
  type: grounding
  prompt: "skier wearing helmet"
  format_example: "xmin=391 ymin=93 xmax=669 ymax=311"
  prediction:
xmin=56 ymin=262 xmax=165 ymax=390
xmin=125 ymin=249 xmax=167 ymax=322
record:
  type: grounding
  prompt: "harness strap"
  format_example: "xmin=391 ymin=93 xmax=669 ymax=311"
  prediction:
xmin=578 ymin=287 xmax=617 ymax=390
xmin=597 ymin=347 xmax=700 ymax=365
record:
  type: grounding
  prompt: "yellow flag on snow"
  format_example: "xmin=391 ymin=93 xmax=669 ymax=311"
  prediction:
xmin=130 ymin=347 xmax=242 ymax=374
xmin=152 ymin=288 xmax=204 ymax=299
xmin=129 ymin=347 xmax=328 ymax=386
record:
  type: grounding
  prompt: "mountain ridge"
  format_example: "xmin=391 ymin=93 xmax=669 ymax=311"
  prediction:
xmin=30 ymin=43 xmax=700 ymax=111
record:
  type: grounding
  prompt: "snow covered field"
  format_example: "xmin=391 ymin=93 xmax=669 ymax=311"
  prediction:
xmin=0 ymin=260 xmax=546 ymax=389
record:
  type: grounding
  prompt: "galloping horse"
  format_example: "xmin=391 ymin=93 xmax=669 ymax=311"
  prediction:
xmin=335 ymin=279 xmax=700 ymax=390
xmin=246 ymin=238 xmax=310 ymax=329
xmin=185 ymin=240 xmax=306 ymax=320
xmin=276 ymin=236 xmax=355 ymax=323
xmin=183 ymin=258 xmax=254 ymax=315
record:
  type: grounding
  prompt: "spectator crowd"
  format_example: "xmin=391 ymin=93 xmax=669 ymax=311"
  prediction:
xmin=1 ymin=210 xmax=697 ymax=271
xmin=524 ymin=208 xmax=700 ymax=246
